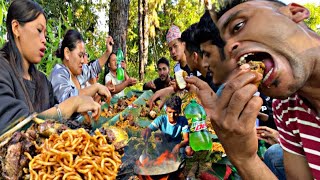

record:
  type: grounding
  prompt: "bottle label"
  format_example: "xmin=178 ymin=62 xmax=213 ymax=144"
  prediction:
xmin=191 ymin=120 xmax=207 ymax=132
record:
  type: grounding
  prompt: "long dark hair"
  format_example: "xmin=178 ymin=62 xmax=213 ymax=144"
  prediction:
xmin=0 ymin=0 xmax=46 ymax=112
xmin=56 ymin=29 xmax=84 ymax=60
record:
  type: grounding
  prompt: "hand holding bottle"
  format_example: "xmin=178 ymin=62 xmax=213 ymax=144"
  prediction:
xmin=106 ymin=36 xmax=114 ymax=54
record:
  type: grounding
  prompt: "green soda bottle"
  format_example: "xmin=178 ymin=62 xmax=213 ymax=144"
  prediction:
xmin=258 ymin=140 xmax=268 ymax=159
xmin=184 ymin=99 xmax=212 ymax=151
xmin=116 ymin=48 xmax=125 ymax=80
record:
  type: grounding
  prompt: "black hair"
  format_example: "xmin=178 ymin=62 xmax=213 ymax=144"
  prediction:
xmin=176 ymin=38 xmax=183 ymax=43
xmin=106 ymin=52 xmax=117 ymax=66
xmin=216 ymin=0 xmax=286 ymax=19
xmin=181 ymin=23 xmax=201 ymax=55
xmin=56 ymin=29 xmax=84 ymax=59
xmin=0 ymin=0 xmax=46 ymax=112
xmin=166 ymin=95 xmax=182 ymax=113
xmin=196 ymin=10 xmax=225 ymax=48
xmin=157 ymin=57 xmax=170 ymax=68
xmin=196 ymin=10 xmax=226 ymax=60
xmin=103 ymin=52 xmax=116 ymax=83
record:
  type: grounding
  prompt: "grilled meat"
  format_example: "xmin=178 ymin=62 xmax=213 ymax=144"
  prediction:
xmin=237 ymin=53 xmax=267 ymax=87
xmin=37 ymin=120 xmax=69 ymax=137
xmin=0 ymin=130 xmax=37 ymax=180
xmin=248 ymin=61 xmax=265 ymax=87
xmin=3 ymin=142 xmax=22 ymax=179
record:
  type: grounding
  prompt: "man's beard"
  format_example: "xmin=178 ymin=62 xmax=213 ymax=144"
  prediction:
xmin=160 ymin=75 xmax=168 ymax=81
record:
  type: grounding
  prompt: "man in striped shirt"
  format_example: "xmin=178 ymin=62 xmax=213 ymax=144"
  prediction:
xmin=186 ymin=0 xmax=320 ymax=179
xmin=273 ymin=94 xmax=320 ymax=178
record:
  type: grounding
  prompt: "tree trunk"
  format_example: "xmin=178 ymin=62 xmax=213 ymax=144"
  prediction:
xmin=143 ymin=0 xmax=149 ymax=67
xmin=109 ymin=0 xmax=130 ymax=57
xmin=138 ymin=0 xmax=144 ymax=81
xmin=138 ymin=0 xmax=149 ymax=81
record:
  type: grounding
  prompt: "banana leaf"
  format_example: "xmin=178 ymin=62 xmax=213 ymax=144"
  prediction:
xmin=103 ymin=89 xmax=145 ymax=108
xmin=79 ymin=90 xmax=152 ymax=130
xmin=101 ymin=90 xmax=153 ymax=127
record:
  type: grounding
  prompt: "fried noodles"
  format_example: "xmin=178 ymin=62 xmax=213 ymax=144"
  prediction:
xmin=25 ymin=128 xmax=122 ymax=180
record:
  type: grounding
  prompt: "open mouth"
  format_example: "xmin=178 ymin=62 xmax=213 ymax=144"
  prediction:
xmin=39 ymin=48 xmax=46 ymax=57
xmin=237 ymin=52 xmax=275 ymax=86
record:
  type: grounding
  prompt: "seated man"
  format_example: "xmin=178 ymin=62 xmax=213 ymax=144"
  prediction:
xmin=105 ymin=53 xmax=137 ymax=98
xmin=143 ymin=96 xmax=191 ymax=156
xmin=143 ymin=57 xmax=173 ymax=93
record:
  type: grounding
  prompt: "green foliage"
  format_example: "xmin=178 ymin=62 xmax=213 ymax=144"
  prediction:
xmin=33 ymin=0 xmax=110 ymax=76
xmin=0 ymin=0 xmax=318 ymax=88
xmin=0 ymin=0 xmax=7 ymax=46
xmin=36 ymin=18 xmax=62 ymax=75
xmin=0 ymin=0 xmax=111 ymax=76
xmin=0 ymin=1 xmax=3 ymax=26
xmin=2 ymin=0 xmax=204 ymax=84
xmin=126 ymin=0 xmax=204 ymax=86
xmin=304 ymin=3 xmax=320 ymax=34
xmin=0 ymin=0 xmax=207 ymax=88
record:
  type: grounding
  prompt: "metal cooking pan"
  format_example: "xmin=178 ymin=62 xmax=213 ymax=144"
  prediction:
xmin=134 ymin=158 xmax=186 ymax=176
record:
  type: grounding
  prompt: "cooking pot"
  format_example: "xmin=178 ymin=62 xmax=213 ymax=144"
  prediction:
xmin=134 ymin=158 xmax=186 ymax=176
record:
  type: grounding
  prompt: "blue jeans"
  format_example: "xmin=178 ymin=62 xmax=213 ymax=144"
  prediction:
xmin=264 ymin=144 xmax=286 ymax=180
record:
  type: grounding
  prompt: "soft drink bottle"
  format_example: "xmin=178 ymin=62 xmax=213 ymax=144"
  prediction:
xmin=184 ymin=99 xmax=212 ymax=151
xmin=116 ymin=64 xmax=124 ymax=81
xmin=258 ymin=140 xmax=268 ymax=159
xmin=116 ymin=48 xmax=124 ymax=80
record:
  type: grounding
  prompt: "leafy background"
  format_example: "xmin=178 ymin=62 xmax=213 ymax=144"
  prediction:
xmin=0 ymin=0 xmax=319 ymax=90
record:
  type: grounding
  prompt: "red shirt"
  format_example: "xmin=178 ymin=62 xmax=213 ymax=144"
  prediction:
xmin=273 ymin=94 xmax=320 ymax=178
